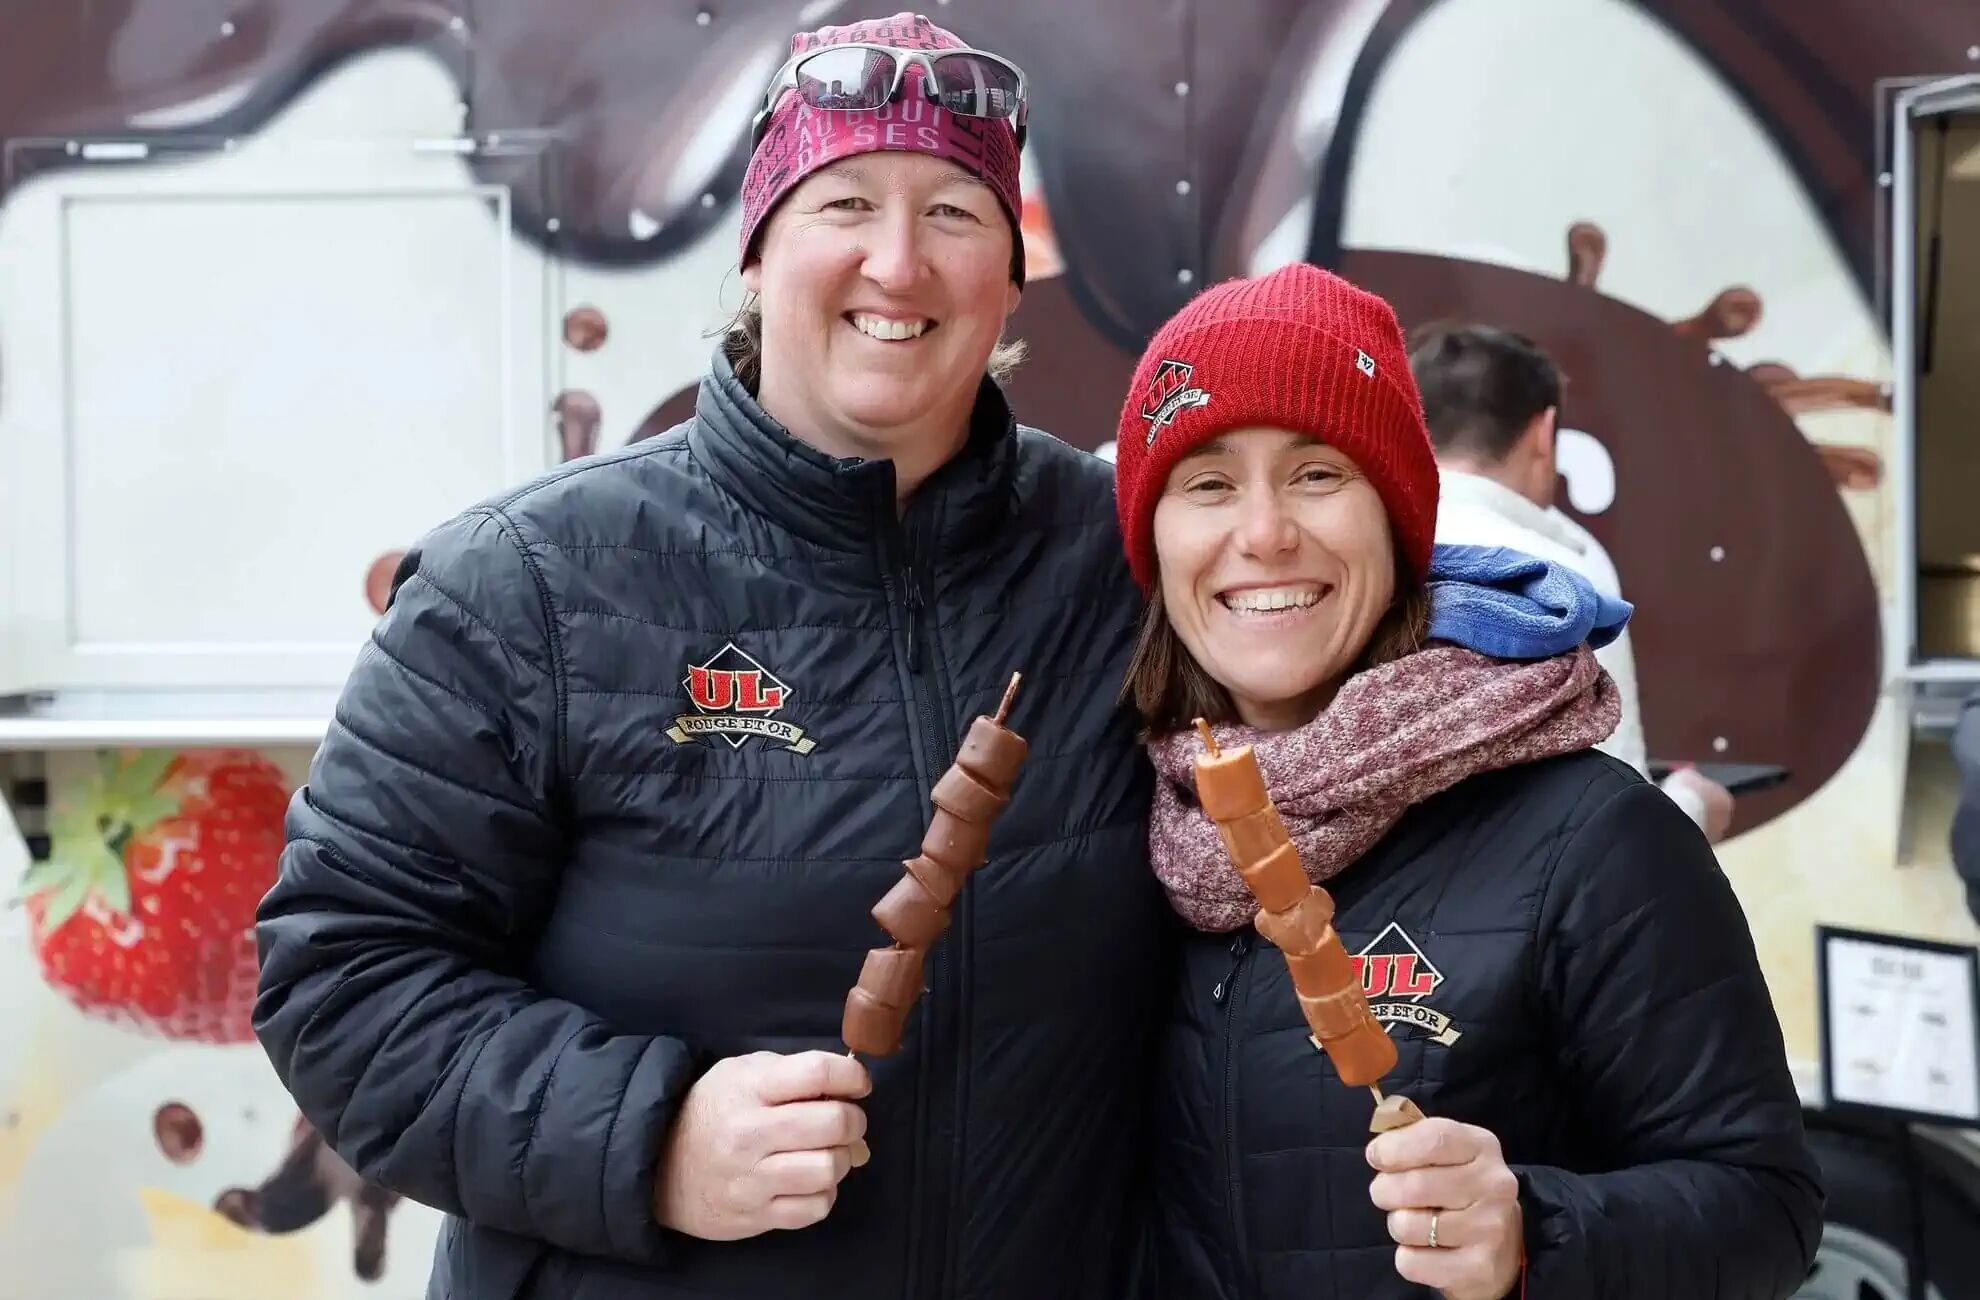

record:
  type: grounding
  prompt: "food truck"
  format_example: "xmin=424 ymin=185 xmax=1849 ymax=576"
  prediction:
xmin=1 ymin=4 xmax=1976 ymax=1297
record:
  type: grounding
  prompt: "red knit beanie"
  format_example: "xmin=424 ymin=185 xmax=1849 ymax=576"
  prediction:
xmin=1113 ymin=262 xmax=1438 ymax=591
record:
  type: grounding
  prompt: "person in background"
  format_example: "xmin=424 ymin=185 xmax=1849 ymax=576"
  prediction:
xmin=1409 ymin=322 xmax=1737 ymax=841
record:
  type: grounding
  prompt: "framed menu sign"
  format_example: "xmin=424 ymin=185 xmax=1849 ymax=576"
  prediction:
xmin=1817 ymin=926 xmax=1980 ymax=1128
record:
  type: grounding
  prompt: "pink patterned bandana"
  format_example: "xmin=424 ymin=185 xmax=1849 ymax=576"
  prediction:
xmin=738 ymin=13 xmax=1024 ymax=282
xmin=1146 ymin=646 xmax=1621 ymax=932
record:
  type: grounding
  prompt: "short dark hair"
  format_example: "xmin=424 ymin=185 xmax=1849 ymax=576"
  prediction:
xmin=1405 ymin=322 xmax=1562 ymax=463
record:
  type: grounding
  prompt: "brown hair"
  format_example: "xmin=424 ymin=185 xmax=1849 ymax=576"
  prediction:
xmin=1120 ymin=552 xmax=1432 ymax=735
xmin=719 ymin=295 xmax=1028 ymax=391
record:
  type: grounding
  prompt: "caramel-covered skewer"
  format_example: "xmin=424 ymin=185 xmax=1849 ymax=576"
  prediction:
xmin=1192 ymin=719 xmax=1423 ymax=1133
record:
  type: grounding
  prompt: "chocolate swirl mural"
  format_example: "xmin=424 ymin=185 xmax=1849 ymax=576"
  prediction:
xmin=2 ymin=6 xmax=1966 ymax=824
xmin=3 ymin=2 xmax=1969 ymax=319
xmin=3 ymin=0 xmax=1967 ymax=832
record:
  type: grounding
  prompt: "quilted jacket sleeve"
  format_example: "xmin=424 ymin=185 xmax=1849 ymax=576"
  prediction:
xmin=1513 ymin=781 xmax=1823 ymax=1299
xmin=253 ymin=507 xmax=697 ymax=1265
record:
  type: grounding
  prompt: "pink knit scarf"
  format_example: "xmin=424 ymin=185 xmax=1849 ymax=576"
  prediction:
xmin=1146 ymin=645 xmax=1620 ymax=932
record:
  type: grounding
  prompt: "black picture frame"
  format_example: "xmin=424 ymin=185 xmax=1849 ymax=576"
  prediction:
xmin=1815 ymin=924 xmax=1980 ymax=1130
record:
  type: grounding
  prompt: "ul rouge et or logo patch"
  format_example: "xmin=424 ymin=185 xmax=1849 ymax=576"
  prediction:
xmin=1139 ymin=358 xmax=1212 ymax=445
xmin=668 ymin=641 xmax=816 ymax=754
xmin=1345 ymin=922 xmax=1463 ymax=1048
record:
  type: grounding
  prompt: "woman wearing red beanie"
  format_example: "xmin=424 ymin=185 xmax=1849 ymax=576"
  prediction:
xmin=1115 ymin=263 xmax=1821 ymax=1299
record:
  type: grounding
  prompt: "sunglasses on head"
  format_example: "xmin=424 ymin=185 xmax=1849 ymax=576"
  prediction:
xmin=749 ymin=42 xmax=1029 ymax=150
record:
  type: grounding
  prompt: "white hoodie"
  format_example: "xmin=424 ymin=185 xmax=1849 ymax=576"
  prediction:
xmin=1435 ymin=470 xmax=1709 ymax=829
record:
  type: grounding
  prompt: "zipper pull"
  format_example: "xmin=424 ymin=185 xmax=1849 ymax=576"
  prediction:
xmin=1211 ymin=933 xmax=1252 ymax=1004
xmin=903 ymin=567 xmax=923 ymax=672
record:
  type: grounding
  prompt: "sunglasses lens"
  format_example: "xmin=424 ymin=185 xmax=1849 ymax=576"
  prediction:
xmin=794 ymin=47 xmax=896 ymax=110
xmin=927 ymin=53 xmax=1022 ymax=119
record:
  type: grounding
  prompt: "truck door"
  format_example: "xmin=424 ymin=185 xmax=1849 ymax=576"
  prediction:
xmin=0 ymin=130 xmax=561 ymax=738
xmin=1890 ymin=74 xmax=1980 ymax=733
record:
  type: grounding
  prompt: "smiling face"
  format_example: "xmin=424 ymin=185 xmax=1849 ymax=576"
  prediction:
xmin=1151 ymin=427 xmax=1398 ymax=730
xmin=741 ymin=150 xmax=1020 ymax=489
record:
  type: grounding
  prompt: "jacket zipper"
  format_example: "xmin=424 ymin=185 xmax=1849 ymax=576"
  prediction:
xmin=895 ymin=538 xmax=964 ymax=1299
xmin=1213 ymin=933 xmax=1255 ymax=1295
xmin=1211 ymin=933 xmax=1250 ymax=1004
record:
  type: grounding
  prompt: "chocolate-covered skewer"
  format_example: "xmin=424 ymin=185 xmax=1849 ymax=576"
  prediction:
xmin=841 ymin=674 xmax=1030 ymax=1164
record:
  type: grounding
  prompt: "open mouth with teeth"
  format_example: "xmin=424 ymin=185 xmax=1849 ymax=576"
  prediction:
xmin=1218 ymin=584 xmax=1331 ymax=615
xmin=847 ymin=311 xmax=935 ymax=342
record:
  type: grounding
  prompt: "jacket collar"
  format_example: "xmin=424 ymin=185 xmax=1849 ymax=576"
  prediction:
xmin=688 ymin=348 xmax=1019 ymax=554
xmin=1437 ymin=469 xmax=1591 ymax=559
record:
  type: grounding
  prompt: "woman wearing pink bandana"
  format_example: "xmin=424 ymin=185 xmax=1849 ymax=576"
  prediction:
xmin=255 ymin=13 xmax=1168 ymax=1300
xmin=1112 ymin=264 xmax=1822 ymax=1299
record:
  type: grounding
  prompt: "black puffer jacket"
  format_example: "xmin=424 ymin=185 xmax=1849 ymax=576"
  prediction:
xmin=253 ymin=354 xmax=1170 ymax=1300
xmin=1149 ymin=750 xmax=1823 ymax=1299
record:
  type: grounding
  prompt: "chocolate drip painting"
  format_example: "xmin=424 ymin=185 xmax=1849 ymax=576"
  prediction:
xmin=0 ymin=0 xmax=1966 ymax=833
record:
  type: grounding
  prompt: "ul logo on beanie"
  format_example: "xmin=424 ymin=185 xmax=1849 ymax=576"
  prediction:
xmin=1139 ymin=359 xmax=1212 ymax=445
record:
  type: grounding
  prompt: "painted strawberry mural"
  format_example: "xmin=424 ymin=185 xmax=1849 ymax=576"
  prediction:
xmin=18 ymin=749 xmax=290 ymax=1043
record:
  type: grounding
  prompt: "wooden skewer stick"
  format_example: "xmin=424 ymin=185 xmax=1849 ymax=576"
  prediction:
xmin=1369 ymin=1090 xmax=1427 ymax=1132
xmin=995 ymin=672 xmax=1023 ymax=725
xmin=1194 ymin=718 xmax=1220 ymax=755
xmin=843 ymin=1049 xmax=872 ymax=1167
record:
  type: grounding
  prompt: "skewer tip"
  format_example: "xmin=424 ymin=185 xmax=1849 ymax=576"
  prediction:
xmin=1193 ymin=717 xmax=1220 ymax=756
xmin=1369 ymin=1084 xmax=1385 ymax=1105
xmin=994 ymin=671 xmax=1022 ymax=724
